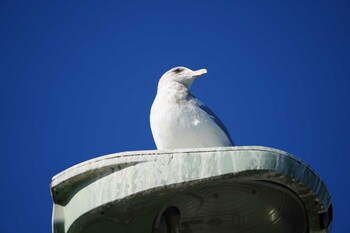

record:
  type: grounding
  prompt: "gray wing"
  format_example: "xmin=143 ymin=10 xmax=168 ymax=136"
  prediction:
xmin=192 ymin=95 xmax=234 ymax=146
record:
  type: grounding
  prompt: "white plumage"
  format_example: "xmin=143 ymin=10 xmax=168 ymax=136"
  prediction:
xmin=150 ymin=66 xmax=234 ymax=149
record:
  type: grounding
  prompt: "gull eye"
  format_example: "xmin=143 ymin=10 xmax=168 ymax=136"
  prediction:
xmin=173 ymin=68 xmax=184 ymax=74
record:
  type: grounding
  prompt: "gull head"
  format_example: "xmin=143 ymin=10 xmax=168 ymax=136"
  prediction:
xmin=158 ymin=66 xmax=207 ymax=89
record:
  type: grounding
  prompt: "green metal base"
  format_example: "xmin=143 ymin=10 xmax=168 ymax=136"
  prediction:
xmin=51 ymin=146 xmax=332 ymax=233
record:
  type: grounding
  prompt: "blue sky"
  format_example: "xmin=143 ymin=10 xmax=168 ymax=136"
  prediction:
xmin=0 ymin=1 xmax=349 ymax=232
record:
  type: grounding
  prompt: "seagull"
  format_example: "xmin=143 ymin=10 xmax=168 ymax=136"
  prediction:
xmin=150 ymin=66 xmax=234 ymax=149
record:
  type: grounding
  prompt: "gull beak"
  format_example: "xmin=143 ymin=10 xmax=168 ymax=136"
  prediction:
xmin=192 ymin=68 xmax=207 ymax=78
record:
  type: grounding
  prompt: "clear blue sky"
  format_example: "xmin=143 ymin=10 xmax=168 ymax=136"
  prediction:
xmin=0 ymin=1 xmax=349 ymax=232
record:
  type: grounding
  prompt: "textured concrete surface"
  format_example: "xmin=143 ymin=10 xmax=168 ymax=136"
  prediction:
xmin=51 ymin=146 xmax=332 ymax=233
